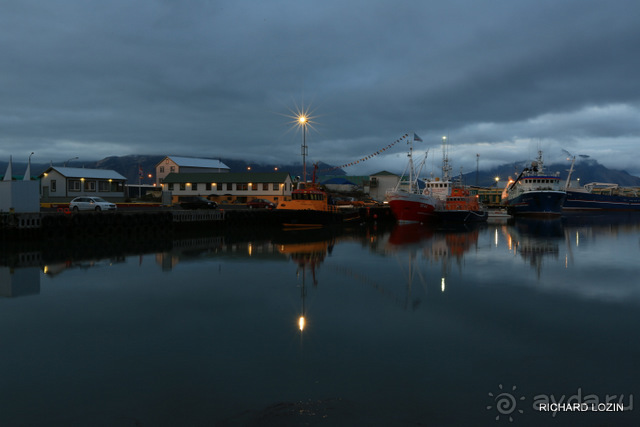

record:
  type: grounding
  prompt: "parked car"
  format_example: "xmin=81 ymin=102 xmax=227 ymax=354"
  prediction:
xmin=247 ymin=198 xmax=276 ymax=209
xmin=69 ymin=197 xmax=117 ymax=212
xmin=178 ymin=196 xmax=218 ymax=210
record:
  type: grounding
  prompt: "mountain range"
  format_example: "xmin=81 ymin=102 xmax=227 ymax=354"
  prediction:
xmin=2 ymin=155 xmax=639 ymax=188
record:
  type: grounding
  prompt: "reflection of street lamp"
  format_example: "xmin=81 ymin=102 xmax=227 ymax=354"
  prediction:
xmin=299 ymin=115 xmax=308 ymax=183
xmin=64 ymin=156 xmax=79 ymax=167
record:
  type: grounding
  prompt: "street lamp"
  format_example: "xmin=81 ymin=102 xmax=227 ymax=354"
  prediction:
xmin=495 ymin=176 xmax=500 ymax=187
xmin=299 ymin=115 xmax=308 ymax=184
xmin=24 ymin=152 xmax=34 ymax=181
xmin=64 ymin=156 xmax=78 ymax=167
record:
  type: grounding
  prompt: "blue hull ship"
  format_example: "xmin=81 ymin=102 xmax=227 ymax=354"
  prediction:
xmin=564 ymin=189 xmax=640 ymax=211
xmin=502 ymin=151 xmax=566 ymax=217
xmin=507 ymin=191 xmax=567 ymax=216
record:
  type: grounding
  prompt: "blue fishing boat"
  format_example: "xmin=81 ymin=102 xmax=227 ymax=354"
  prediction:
xmin=501 ymin=151 xmax=566 ymax=216
xmin=563 ymin=183 xmax=640 ymax=212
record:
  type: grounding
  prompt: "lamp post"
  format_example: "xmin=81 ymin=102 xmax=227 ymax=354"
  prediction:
xmin=24 ymin=152 xmax=34 ymax=181
xmin=64 ymin=156 xmax=78 ymax=167
xmin=299 ymin=115 xmax=308 ymax=184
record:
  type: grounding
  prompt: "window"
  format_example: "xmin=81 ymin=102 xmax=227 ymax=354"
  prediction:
xmin=84 ymin=180 xmax=96 ymax=192
xmin=69 ymin=180 xmax=81 ymax=192
xmin=226 ymin=183 xmax=233 ymax=191
xmin=238 ymin=183 xmax=248 ymax=191
xmin=192 ymin=183 xmax=198 ymax=191
xmin=170 ymin=166 xmax=176 ymax=172
xmin=262 ymin=183 xmax=268 ymax=191
xmin=51 ymin=180 xmax=57 ymax=192
xmin=168 ymin=183 xmax=174 ymax=191
xmin=272 ymin=183 xmax=279 ymax=191
xmin=159 ymin=166 xmax=165 ymax=173
xmin=98 ymin=181 xmax=110 ymax=192
xmin=206 ymin=183 xmax=211 ymax=191
xmin=251 ymin=183 xmax=258 ymax=191
xmin=180 ymin=183 xmax=186 ymax=191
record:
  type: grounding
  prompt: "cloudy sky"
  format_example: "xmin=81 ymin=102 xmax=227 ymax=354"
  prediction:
xmin=2 ymin=0 xmax=640 ymax=176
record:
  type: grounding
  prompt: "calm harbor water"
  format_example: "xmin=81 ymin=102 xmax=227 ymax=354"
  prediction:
xmin=1 ymin=214 xmax=640 ymax=426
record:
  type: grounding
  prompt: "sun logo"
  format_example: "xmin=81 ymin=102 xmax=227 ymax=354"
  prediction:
xmin=487 ymin=384 xmax=525 ymax=422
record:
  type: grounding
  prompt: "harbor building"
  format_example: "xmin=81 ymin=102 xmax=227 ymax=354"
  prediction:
xmin=39 ymin=167 xmax=127 ymax=203
xmin=155 ymin=156 xmax=230 ymax=186
xmin=367 ymin=171 xmax=400 ymax=201
xmin=161 ymin=171 xmax=293 ymax=204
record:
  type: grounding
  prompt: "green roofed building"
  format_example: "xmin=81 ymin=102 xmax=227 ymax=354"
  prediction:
xmin=161 ymin=172 xmax=294 ymax=204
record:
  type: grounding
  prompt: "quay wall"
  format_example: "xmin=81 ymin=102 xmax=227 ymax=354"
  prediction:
xmin=1 ymin=207 xmax=393 ymax=240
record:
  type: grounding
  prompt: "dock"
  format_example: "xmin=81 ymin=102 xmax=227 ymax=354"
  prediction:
xmin=0 ymin=206 xmax=394 ymax=240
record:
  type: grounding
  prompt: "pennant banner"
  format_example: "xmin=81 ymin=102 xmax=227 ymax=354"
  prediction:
xmin=320 ymin=133 xmax=411 ymax=172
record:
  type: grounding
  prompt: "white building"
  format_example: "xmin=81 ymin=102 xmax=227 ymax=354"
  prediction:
xmin=155 ymin=156 xmax=230 ymax=186
xmin=1 ymin=156 xmax=40 ymax=212
xmin=368 ymin=171 xmax=400 ymax=201
xmin=39 ymin=166 xmax=127 ymax=202
xmin=161 ymin=171 xmax=293 ymax=204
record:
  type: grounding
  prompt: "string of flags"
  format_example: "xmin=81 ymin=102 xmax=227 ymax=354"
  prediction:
xmin=321 ymin=133 xmax=422 ymax=172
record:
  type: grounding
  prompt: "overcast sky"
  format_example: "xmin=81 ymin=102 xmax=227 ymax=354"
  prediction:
xmin=2 ymin=0 xmax=640 ymax=176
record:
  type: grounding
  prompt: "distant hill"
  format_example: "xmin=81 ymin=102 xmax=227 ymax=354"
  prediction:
xmin=2 ymin=155 xmax=345 ymax=184
xmin=461 ymin=158 xmax=640 ymax=188
xmin=3 ymin=156 xmax=637 ymax=187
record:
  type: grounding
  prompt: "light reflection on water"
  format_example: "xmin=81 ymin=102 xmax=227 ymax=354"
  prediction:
xmin=1 ymin=214 xmax=640 ymax=426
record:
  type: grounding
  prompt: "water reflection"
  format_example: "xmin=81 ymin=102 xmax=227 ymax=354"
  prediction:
xmin=2 ymin=214 xmax=639 ymax=302
xmin=1 ymin=216 xmax=640 ymax=426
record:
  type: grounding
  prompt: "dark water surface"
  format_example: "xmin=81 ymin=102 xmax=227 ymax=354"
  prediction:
xmin=1 ymin=214 xmax=639 ymax=426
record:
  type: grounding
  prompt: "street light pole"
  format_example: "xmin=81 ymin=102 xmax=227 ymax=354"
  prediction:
xmin=24 ymin=152 xmax=34 ymax=181
xmin=299 ymin=115 xmax=308 ymax=184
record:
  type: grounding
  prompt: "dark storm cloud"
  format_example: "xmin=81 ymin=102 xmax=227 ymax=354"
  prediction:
xmin=1 ymin=0 xmax=639 ymax=175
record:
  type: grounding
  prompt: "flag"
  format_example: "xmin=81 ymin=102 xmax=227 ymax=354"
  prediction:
xmin=414 ymin=133 xmax=423 ymax=142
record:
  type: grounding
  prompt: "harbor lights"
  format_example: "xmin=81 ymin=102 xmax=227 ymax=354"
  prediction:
xmin=299 ymin=114 xmax=308 ymax=184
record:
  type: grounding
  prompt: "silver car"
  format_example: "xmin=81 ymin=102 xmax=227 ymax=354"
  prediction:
xmin=69 ymin=197 xmax=117 ymax=212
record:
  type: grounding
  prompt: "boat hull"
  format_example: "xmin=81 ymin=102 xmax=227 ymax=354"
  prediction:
xmin=387 ymin=191 xmax=438 ymax=224
xmin=563 ymin=190 xmax=640 ymax=212
xmin=505 ymin=191 xmax=566 ymax=216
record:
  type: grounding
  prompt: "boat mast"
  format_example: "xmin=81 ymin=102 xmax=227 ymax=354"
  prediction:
xmin=441 ymin=136 xmax=451 ymax=182
xmin=408 ymin=135 xmax=415 ymax=193
xmin=564 ymin=156 xmax=576 ymax=190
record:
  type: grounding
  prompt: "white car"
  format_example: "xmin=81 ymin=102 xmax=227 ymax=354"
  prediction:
xmin=69 ymin=197 xmax=117 ymax=212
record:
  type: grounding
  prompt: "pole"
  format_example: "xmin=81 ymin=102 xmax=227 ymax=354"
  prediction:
xmin=302 ymin=124 xmax=307 ymax=184
xmin=138 ymin=164 xmax=141 ymax=198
